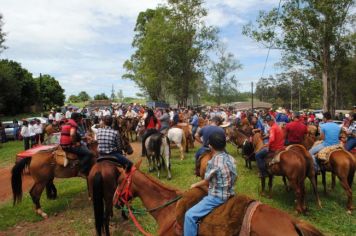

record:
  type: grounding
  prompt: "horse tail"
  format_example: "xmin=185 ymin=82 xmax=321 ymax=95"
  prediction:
xmin=182 ymin=130 xmax=188 ymax=153
xmin=93 ymin=172 xmax=105 ymax=236
xmin=347 ymin=153 xmax=355 ymax=187
xmin=11 ymin=157 xmax=31 ymax=205
xmin=294 ymin=220 xmax=323 ymax=236
xmin=46 ymin=180 xmax=57 ymax=200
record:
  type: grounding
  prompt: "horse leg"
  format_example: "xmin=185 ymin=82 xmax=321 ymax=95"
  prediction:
xmin=309 ymin=174 xmax=322 ymax=208
xmin=178 ymin=144 xmax=184 ymax=160
xmin=321 ymin=170 xmax=327 ymax=195
xmin=331 ymin=173 xmax=336 ymax=190
xmin=268 ymin=175 xmax=273 ymax=198
xmin=248 ymin=157 xmax=252 ymax=169
xmin=30 ymin=181 xmax=48 ymax=218
xmin=260 ymin=177 xmax=266 ymax=196
xmin=45 ymin=179 xmax=57 ymax=200
xmin=337 ymin=175 xmax=353 ymax=213
xmin=289 ymin=178 xmax=304 ymax=214
xmin=283 ymin=176 xmax=290 ymax=192
xmin=86 ymin=178 xmax=91 ymax=201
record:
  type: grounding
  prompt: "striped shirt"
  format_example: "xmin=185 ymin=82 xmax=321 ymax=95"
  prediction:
xmin=96 ymin=126 xmax=122 ymax=154
xmin=204 ymin=152 xmax=237 ymax=201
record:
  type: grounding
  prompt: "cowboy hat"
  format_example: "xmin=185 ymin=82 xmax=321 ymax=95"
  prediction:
xmin=219 ymin=121 xmax=231 ymax=128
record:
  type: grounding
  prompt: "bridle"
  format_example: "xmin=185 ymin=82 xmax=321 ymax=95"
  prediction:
xmin=113 ymin=167 xmax=181 ymax=236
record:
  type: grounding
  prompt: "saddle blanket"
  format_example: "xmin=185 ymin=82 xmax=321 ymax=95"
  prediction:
xmin=317 ymin=144 xmax=344 ymax=162
xmin=176 ymin=187 xmax=258 ymax=236
xmin=17 ymin=144 xmax=58 ymax=159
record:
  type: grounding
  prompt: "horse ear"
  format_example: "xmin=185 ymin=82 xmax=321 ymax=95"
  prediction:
xmin=135 ymin=159 xmax=142 ymax=170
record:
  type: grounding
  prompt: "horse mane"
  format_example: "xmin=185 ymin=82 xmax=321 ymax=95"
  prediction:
xmin=140 ymin=171 xmax=182 ymax=195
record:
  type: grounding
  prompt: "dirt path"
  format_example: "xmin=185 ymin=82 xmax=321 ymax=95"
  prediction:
xmin=0 ymin=166 xmax=33 ymax=202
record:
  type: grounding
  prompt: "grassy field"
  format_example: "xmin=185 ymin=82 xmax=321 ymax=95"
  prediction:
xmin=0 ymin=141 xmax=355 ymax=235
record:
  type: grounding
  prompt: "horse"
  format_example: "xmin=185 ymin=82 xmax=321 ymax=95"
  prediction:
xmin=167 ymin=127 xmax=187 ymax=160
xmin=11 ymin=132 xmax=133 ymax=218
xmin=226 ymin=127 xmax=255 ymax=169
xmin=118 ymin=117 xmax=139 ymax=142
xmin=145 ymin=132 xmax=172 ymax=179
xmin=114 ymin=164 xmax=324 ymax=236
xmin=316 ymin=149 xmax=355 ymax=213
xmin=88 ymin=160 xmax=121 ymax=236
xmin=174 ymin=123 xmax=194 ymax=150
xmin=249 ymin=132 xmax=316 ymax=213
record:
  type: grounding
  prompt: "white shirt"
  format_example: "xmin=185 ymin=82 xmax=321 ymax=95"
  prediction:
xmin=236 ymin=111 xmax=241 ymax=119
xmin=20 ymin=126 xmax=30 ymax=137
xmin=169 ymin=111 xmax=174 ymax=121
xmin=125 ymin=110 xmax=137 ymax=118
xmin=48 ymin=114 xmax=54 ymax=120
xmin=65 ymin=111 xmax=72 ymax=119
xmin=94 ymin=110 xmax=102 ymax=118
xmin=29 ymin=124 xmax=36 ymax=136
xmin=102 ymin=110 xmax=111 ymax=116
xmin=55 ymin=113 xmax=63 ymax=121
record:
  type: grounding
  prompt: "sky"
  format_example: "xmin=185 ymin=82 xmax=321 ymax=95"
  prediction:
xmin=0 ymin=0 xmax=282 ymax=98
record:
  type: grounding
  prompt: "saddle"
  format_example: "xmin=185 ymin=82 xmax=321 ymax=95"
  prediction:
xmin=175 ymin=188 xmax=259 ymax=236
xmin=195 ymin=150 xmax=212 ymax=177
xmin=53 ymin=146 xmax=78 ymax=167
xmin=317 ymin=144 xmax=344 ymax=163
xmin=267 ymin=149 xmax=287 ymax=166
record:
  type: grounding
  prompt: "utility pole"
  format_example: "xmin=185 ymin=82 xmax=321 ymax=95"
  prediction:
xmin=251 ymin=82 xmax=254 ymax=111
xmin=39 ymin=73 xmax=43 ymax=113
xmin=290 ymin=78 xmax=293 ymax=111
xmin=111 ymin=84 xmax=115 ymax=101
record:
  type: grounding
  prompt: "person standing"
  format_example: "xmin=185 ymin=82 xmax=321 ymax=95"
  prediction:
xmin=190 ymin=111 xmax=199 ymax=140
xmin=159 ymin=109 xmax=170 ymax=132
xmin=55 ymin=108 xmax=63 ymax=122
xmin=29 ymin=120 xmax=37 ymax=147
xmin=184 ymin=132 xmax=237 ymax=236
xmin=20 ymin=120 xmax=31 ymax=150
xmin=345 ymin=113 xmax=356 ymax=151
xmin=13 ymin=119 xmax=20 ymax=140
xmin=65 ymin=107 xmax=73 ymax=119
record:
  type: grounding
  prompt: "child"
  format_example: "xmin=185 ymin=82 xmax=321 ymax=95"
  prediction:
xmin=184 ymin=132 xmax=237 ymax=236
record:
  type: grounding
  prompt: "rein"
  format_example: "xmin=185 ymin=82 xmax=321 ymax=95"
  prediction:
xmin=113 ymin=167 xmax=181 ymax=236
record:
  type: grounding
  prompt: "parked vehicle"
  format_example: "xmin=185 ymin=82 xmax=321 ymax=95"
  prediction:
xmin=26 ymin=117 xmax=48 ymax=124
xmin=2 ymin=121 xmax=22 ymax=140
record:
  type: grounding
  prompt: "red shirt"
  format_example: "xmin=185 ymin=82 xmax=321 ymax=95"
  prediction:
xmin=146 ymin=117 xmax=156 ymax=129
xmin=269 ymin=123 xmax=285 ymax=151
xmin=285 ymin=121 xmax=307 ymax=144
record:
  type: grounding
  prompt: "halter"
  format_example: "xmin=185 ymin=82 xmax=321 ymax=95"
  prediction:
xmin=113 ymin=167 xmax=182 ymax=236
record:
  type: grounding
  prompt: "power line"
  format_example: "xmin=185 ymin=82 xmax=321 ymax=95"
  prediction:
xmin=261 ymin=0 xmax=283 ymax=78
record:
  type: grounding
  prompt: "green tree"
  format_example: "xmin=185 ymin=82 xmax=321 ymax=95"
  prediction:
xmin=68 ymin=95 xmax=80 ymax=103
xmin=0 ymin=14 xmax=6 ymax=54
xmin=0 ymin=60 xmax=38 ymax=115
xmin=208 ymin=45 xmax=242 ymax=105
xmin=243 ymin=0 xmax=355 ymax=114
xmin=94 ymin=93 xmax=109 ymax=100
xmin=36 ymin=74 xmax=65 ymax=110
xmin=123 ymin=0 xmax=217 ymax=106
xmin=77 ymin=91 xmax=91 ymax=102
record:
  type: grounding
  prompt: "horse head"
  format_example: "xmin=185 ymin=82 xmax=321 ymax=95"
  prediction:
xmin=120 ymin=133 xmax=133 ymax=155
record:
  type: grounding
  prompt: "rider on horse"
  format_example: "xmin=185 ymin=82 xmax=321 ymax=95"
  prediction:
xmin=309 ymin=112 xmax=341 ymax=172
xmin=194 ymin=117 xmax=224 ymax=169
xmin=185 ymin=132 xmax=237 ymax=236
xmin=60 ymin=112 xmax=93 ymax=175
xmin=93 ymin=115 xmax=132 ymax=171
xmin=285 ymin=112 xmax=308 ymax=145
xmin=141 ymin=109 xmax=159 ymax=156
xmin=255 ymin=115 xmax=285 ymax=178
xmin=345 ymin=113 xmax=356 ymax=151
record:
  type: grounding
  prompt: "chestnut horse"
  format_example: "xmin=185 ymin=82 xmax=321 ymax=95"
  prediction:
xmin=11 ymin=134 xmax=133 ymax=218
xmin=317 ymin=149 xmax=355 ymax=213
xmin=115 ymin=164 xmax=323 ymax=236
xmin=88 ymin=160 xmax=121 ymax=236
xmin=246 ymin=132 xmax=319 ymax=213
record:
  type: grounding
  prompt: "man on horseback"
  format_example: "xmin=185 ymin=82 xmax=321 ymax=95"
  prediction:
xmin=94 ymin=115 xmax=132 ymax=171
xmin=255 ymin=115 xmax=285 ymax=177
xmin=309 ymin=112 xmax=341 ymax=172
xmin=141 ymin=109 xmax=159 ymax=156
xmin=194 ymin=117 xmax=224 ymax=173
xmin=185 ymin=132 xmax=237 ymax=236
xmin=285 ymin=112 xmax=307 ymax=145
xmin=60 ymin=112 xmax=93 ymax=175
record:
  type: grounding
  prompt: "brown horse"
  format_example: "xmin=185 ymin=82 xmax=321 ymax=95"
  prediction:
xmin=226 ymin=127 xmax=255 ymax=169
xmin=115 ymin=164 xmax=323 ymax=236
xmin=317 ymin=149 xmax=355 ymax=213
xmin=11 ymin=133 xmax=133 ymax=218
xmin=118 ymin=117 xmax=139 ymax=142
xmin=88 ymin=160 xmax=121 ymax=236
xmin=250 ymin=133 xmax=316 ymax=213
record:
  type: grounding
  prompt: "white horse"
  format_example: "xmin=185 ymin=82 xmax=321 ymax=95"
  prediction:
xmin=167 ymin=127 xmax=187 ymax=160
xmin=145 ymin=133 xmax=171 ymax=180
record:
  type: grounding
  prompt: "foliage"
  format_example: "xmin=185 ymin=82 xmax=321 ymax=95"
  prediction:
xmin=93 ymin=93 xmax=109 ymax=100
xmin=77 ymin=91 xmax=91 ymax=102
xmin=0 ymin=60 xmax=38 ymax=115
xmin=208 ymin=45 xmax=242 ymax=105
xmin=243 ymin=0 xmax=355 ymax=113
xmin=68 ymin=95 xmax=80 ymax=103
xmin=0 ymin=14 xmax=6 ymax=53
xmin=123 ymin=0 xmax=217 ymax=106
xmin=35 ymin=74 xmax=65 ymax=111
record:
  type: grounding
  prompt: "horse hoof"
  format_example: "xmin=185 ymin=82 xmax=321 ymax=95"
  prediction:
xmin=36 ymin=209 xmax=48 ymax=219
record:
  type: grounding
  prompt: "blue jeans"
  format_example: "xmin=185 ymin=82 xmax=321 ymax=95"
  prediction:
xmin=255 ymin=147 xmax=269 ymax=177
xmin=191 ymin=126 xmax=198 ymax=140
xmin=346 ymin=137 xmax=356 ymax=151
xmin=184 ymin=195 xmax=224 ymax=236
xmin=309 ymin=143 xmax=325 ymax=172
xmin=195 ymin=146 xmax=210 ymax=161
